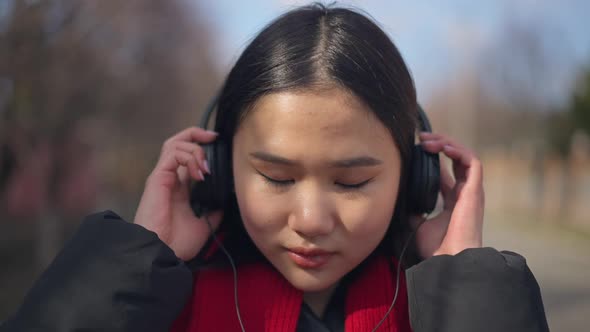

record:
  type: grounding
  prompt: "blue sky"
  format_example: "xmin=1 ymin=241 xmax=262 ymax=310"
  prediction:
xmin=195 ymin=0 xmax=590 ymax=102
xmin=1 ymin=0 xmax=587 ymax=103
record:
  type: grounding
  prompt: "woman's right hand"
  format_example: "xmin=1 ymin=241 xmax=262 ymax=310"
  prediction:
xmin=133 ymin=127 xmax=223 ymax=261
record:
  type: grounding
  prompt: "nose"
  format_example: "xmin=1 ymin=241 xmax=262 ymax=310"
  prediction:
xmin=288 ymin=187 xmax=336 ymax=238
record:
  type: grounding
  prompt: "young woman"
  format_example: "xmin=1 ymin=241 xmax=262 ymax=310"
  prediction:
xmin=1 ymin=4 xmax=548 ymax=332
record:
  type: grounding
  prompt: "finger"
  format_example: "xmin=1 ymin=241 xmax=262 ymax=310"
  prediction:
xmin=159 ymin=149 xmax=204 ymax=181
xmin=421 ymin=138 xmax=471 ymax=180
xmin=170 ymin=141 xmax=210 ymax=175
xmin=439 ymin=160 xmax=455 ymax=208
xmin=420 ymin=136 xmax=467 ymax=154
xmin=443 ymin=145 xmax=484 ymax=203
xmin=176 ymin=150 xmax=204 ymax=181
xmin=421 ymin=140 xmax=467 ymax=183
xmin=419 ymin=134 xmax=478 ymax=185
xmin=442 ymin=145 xmax=474 ymax=182
xmin=418 ymin=136 xmax=459 ymax=209
xmin=165 ymin=127 xmax=218 ymax=145
xmin=419 ymin=132 xmax=464 ymax=147
xmin=177 ymin=165 xmax=189 ymax=184
xmin=418 ymin=132 xmax=448 ymax=144
xmin=418 ymin=131 xmax=439 ymax=140
xmin=192 ymin=145 xmax=210 ymax=174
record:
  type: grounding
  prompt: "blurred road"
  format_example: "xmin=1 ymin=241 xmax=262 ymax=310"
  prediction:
xmin=484 ymin=216 xmax=590 ymax=331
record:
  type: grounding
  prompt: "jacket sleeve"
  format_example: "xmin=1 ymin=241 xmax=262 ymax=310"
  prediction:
xmin=405 ymin=247 xmax=549 ymax=332
xmin=0 ymin=211 xmax=193 ymax=332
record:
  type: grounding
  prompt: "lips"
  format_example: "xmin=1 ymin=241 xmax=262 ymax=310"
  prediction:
xmin=287 ymin=247 xmax=334 ymax=269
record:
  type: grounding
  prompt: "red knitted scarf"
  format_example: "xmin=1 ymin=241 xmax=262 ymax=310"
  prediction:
xmin=171 ymin=256 xmax=412 ymax=331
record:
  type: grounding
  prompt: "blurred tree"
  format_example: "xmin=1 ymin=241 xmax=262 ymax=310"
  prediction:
xmin=546 ymin=65 xmax=590 ymax=156
xmin=570 ymin=66 xmax=590 ymax=136
xmin=542 ymin=65 xmax=590 ymax=221
xmin=426 ymin=14 xmax=583 ymax=224
xmin=0 ymin=0 xmax=219 ymax=272
xmin=477 ymin=18 xmax=572 ymax=149
xmin=546 ymin=111 xmax=575 ymax=158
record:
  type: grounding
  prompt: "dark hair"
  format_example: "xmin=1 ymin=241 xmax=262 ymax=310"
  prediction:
xmin=209 ymin=3 xmax=420 ymax=267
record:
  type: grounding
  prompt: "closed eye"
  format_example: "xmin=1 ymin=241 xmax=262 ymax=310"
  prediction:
xmin=257 ymin=171 xmax=294 ymax=187
xmin=256 ymin=170 xmax=373 ymax=190
xmin=337 ymin=178 xmax=373 ymax=189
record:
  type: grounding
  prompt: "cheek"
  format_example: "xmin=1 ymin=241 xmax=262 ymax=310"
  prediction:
xmin=341 ymin=197 xmax=395 ymax=242
xmin=234 ymin=168 xmax=286 ymax=248
xmin=340 ymin=179 xmax=399 ymax=251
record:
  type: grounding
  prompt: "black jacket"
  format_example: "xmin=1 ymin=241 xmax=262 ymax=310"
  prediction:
xmin=0 ymin=211 xmax=549 ymax=332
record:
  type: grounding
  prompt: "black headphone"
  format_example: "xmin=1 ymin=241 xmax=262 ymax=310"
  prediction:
xmin=190 ymin=97 xmax=440 ymax=217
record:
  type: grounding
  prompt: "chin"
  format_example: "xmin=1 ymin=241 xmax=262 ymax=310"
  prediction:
xmin=278 ymin=264 xmax=344 ymax=292
xmin=287 ymin=275 xmax=336 ymax=292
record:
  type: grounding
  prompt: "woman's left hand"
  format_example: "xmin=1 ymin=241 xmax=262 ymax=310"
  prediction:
xmin=411 ymin=132 xmax=485 ymax=259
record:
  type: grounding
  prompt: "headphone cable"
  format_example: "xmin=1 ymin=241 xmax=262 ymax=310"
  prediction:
xmin=204 ymin=215 xmax=247 ymax=332
xmin=370 ymin=216 xmax=424 ymax=331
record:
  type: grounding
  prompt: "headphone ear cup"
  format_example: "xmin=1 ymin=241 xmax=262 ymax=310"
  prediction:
xmin=408 ymin=145 xmax=441 ymax=215
xmin=190 ymin=141 xmax=231 ymax=217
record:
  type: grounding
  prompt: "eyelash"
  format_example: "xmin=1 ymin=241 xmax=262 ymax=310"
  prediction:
xmin=258 ymin=172 xmax=372 ymax=190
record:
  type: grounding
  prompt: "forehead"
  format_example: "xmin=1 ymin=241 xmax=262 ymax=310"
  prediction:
xmin=234 ymin=89 xmax=393 ymax=151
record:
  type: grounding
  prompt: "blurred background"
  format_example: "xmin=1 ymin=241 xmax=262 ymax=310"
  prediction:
xmin=0 ymin=0 xmax=588 ymax=330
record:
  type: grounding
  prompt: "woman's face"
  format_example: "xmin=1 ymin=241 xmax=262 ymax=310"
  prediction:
xmin=232 ymin=88 xmax=401 ymax=292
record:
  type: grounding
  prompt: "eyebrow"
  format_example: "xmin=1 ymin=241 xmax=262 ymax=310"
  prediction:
xmin=249 ymin=151 xmax=383 ymax=168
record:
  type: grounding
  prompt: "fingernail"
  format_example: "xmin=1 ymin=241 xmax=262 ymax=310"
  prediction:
xmin=203 ymin=160 xmax=211 ymax=174
xmin=198 ymin=170 xmax=205 ymax=180
xmin=207 ymin=130 xmax=219 ymax=135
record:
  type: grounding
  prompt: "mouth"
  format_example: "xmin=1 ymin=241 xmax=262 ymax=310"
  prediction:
xmin=287 ymin=247 xmax=335 ymax=269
